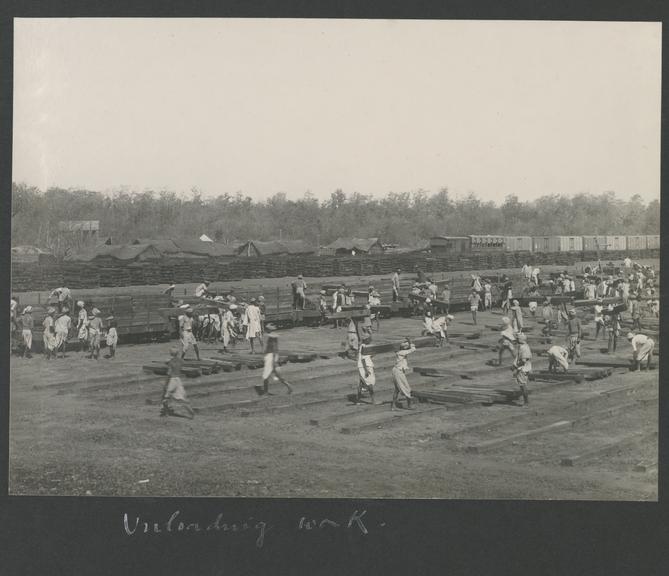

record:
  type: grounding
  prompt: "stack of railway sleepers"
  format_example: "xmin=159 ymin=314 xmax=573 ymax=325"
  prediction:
xmin=143 ymin=357 xmax=241 ymax=376
xmin=414 ymin=386 xmax=521 ymax=405
xmin=529 ymin=368 xmax=612 ymax=382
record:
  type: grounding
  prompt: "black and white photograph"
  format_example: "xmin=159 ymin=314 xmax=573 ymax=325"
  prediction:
xmin=9 ymin=18 xmax=661 ymax=500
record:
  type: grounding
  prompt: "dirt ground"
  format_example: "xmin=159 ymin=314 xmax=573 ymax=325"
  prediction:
xmin=9 ymin=302 xmax=658 ymax=500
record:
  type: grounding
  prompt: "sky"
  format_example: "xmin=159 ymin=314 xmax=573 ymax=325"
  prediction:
xmin=13 ymin=18 xmax=662 ymax=203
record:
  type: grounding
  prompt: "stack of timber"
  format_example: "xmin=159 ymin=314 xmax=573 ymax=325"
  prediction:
xmin=414 ymin=387 xmax=521 ymax=405
xmin=215 ymin=350 xmax=319 ymax=368
xmin=143 ymin=357 xmax=240 ymax=377
xmin=529 ymin=368 xmax=612 ymax=383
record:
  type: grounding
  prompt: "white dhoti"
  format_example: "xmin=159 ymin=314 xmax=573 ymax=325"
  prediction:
xmin=22 ymin=329 xmax=32 ymax=350
xmin=636 ymin=339 xmax=655 ymax=363
xmin=180 ymin=330 xmax=197 ymax=352
xmin=392 ymin=367 xmax=411 ymax=398
xmin=357 ymin=356 xmax=376 ymax=390
xmin=262 ymin=353 xmax=276 ymax=380
xmin=54 ymin=330 xmax=68 ymax=350
xmin=43 ymin=331 xmax=56 ymax=352
xmin=548 ymin=349 xmax=569 ymax=371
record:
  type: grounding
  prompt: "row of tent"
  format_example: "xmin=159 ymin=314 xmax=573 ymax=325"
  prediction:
xmin=57 ymin=237 xmax=388 ymax=263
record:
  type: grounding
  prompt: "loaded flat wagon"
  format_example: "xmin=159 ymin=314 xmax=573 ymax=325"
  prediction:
xmin=626 ymin=235 xmax=647 ymax=251
xmin=469 ymin=235 xmax=505 ymax=252
xmin=428 ymin=236 xmax=471 ymax=255
xmin=532 ymin=236 xmax=583 ymax=253
xmin=606 ymin=235 xmax=627 ymax=251
xmin=582 ymin=235 xmax=608 ymax=252
xmin=646 ymin=235 xmax=660 ymax=250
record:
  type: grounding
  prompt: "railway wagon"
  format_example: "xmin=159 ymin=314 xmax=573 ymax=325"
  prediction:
xmin=646 ymin=235 xmax=660 ymax=250
xmin=626 ymin=235 xmax=647 ymax=250
xmin=582 ymin=235 xmax=608 ymax=252
xmin=428 ymin=236 xmax=471 ymax=254
xmin=605 ymin=235 xmax=627 ymax=251
xmin=469 ymin=235 xmax=505 ymax=252
xmin=532 ymin=236 xmax=583 ymax=253
xmin=503 ymin=236 xmax=533 ymax=252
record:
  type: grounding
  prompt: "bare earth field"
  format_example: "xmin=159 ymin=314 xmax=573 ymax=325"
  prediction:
xmin=10 ymin=306 xmax=658 ymax=500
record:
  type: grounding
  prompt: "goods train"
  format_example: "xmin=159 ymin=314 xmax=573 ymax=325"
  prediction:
xmin=429 ymin=234 xmax=660 ymax=255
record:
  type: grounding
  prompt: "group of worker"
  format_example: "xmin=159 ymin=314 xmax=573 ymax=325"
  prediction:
xmin=10 ymin=289 xmax=118 ymax=361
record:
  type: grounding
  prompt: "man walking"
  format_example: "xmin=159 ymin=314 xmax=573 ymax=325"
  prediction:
xmin=391 ymin=268 xmax=401 ymax=303
xmin=294 ymin=275 xmax=307 ymax=310
xmin=512 ymin=333 xmax=532 ymax=406
xmin=468 ymin=289 xmax=481 ymax=325
xmin=19 ymin=306 xmax=34 ymax=358
xmin=245 ymin=297 xmax=263 ymax=353
xmin=566 ymin=309 xmax=582 ymax=366
xmin=54 ymin=306 xmax=72 ymax=359
xmin=179 ymin=307 xmax=201 ymax=360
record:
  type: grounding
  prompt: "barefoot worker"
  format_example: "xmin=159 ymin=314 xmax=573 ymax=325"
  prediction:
xmin=19 ymin=306 xmax=34 ymax=358
xmin=160 ymin=348 xmax=194 ymax=419
xmin=391 ymin=337 xmax=416 ymax=411
xmin=42 ymin=307 xmax=57 ymax=360
xmin=547 ymin=345 xmax=570 ymax=373
xmin=244 ymin=297 xmax=263 ymax=354
xmin=87 ymin=308 xmax=103 ymax=360
xmin=105 ymin=317 xmax=118 ymax=358
xmin=627 ymin=332 xmax=655 ymax=372
xmin=497 ymin=316 xmax=517 ymax=366
xmin=76 ymin=300 xmax=89 ymax=355
xmin=179 ymin=306 xmax=201 ymax=361
xmin=54 ymin=306 xmax=72 ymax=359
xmin=512 ymin=333 xmax=532 ymax=406
xmin=257 ymin=333 xmax=293 ymax=396
xmin=356 ymin=335 xmax=376 ymax=404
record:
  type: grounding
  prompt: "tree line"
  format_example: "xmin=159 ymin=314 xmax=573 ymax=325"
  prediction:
xmin=11 ymin=182 xmax=660 ymax=255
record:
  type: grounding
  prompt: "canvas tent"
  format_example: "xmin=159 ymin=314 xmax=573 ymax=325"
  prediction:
xmin=323 ymin=237 xmax=384 ymax=256
xmin=237 ymin=240 xmax=315 ymax=257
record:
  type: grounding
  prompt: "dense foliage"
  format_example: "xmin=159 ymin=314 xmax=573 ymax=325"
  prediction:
xmin=11 ymin=183 xmax=660 ymax=254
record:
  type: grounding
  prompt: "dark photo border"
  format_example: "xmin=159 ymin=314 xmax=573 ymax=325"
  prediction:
xmin=0 ymin=2 xmax=667 ymax=575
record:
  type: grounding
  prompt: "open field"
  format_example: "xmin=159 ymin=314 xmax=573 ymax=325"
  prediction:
xmin=10 ymin=299 xmax=658 ymax=499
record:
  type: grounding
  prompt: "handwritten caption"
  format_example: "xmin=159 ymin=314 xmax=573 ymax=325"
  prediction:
xmin=123 ymin=509 xmax=383 ymax=548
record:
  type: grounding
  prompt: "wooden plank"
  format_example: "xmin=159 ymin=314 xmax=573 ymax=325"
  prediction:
xmin=560 ymin=430 xmax=657 ymax=466
xmin=340 ymin=405 xmax=446 ymax=434
xmin=465 ymin=420 xmax=571 ymax=453
xmin=633 ymin=461 xmax=657 ymax=473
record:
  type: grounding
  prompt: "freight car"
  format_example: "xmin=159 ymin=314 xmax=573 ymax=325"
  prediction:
xmin=428 ymin=234 xmax=657 ymax=256
xmin=531 ymin=236 xmax=583 ymax=253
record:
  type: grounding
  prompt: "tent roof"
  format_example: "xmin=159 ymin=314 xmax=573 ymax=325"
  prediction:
xmin=240 ymin=240 xmax=314 ymax=256
xmin=134 ymin=238 xmax=239 ymax=257
xmin=324 ymin=237 xmax=381 ymax=252
xmin=64 ymin=243 xmax=160 ymax=262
